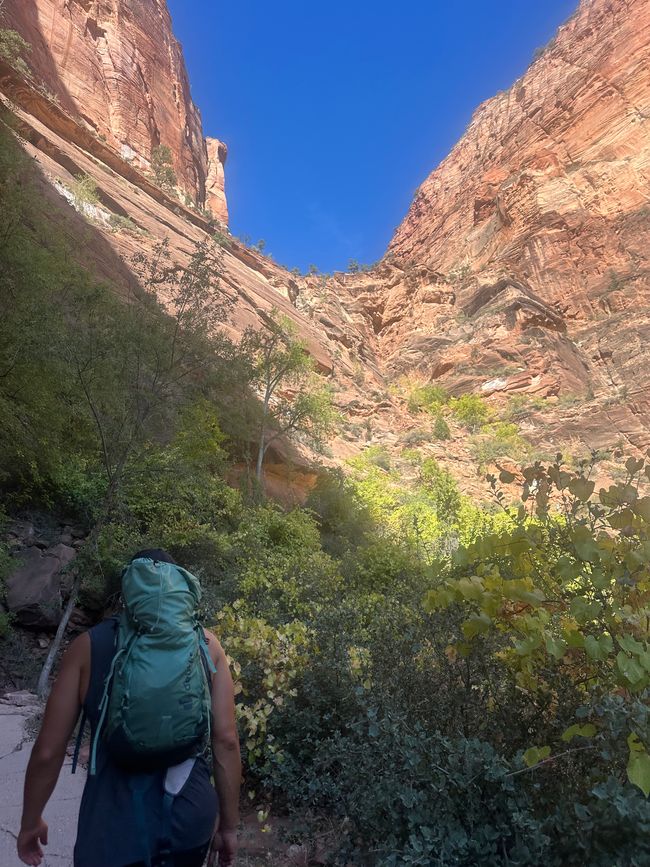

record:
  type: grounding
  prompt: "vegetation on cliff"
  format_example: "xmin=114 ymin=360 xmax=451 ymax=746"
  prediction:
xmin=1 ymin=118 xmax=650 ymax=865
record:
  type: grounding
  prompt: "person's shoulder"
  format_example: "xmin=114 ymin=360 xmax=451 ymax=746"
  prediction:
xmin=62 ymin=630 xmax=91 ymax=667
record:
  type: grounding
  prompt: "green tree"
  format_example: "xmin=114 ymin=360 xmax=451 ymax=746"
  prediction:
xmin=70 ymin=173 xmax=99 ymax=206
xmin=36 ymin=238 xmax=233 ymax=694
xmin=419 ymin=457 xmax=461 ymax=525
xmin=150 ymin=144 xmax=177 ymax=194
xmin=407 ymin=383 xmax=448 ymax=415
xmin=242 ymin=310 xmax=337 ymax=484
xmin=425 ymin=453 xmax=650 ymax=796
xmin=0 ymin=3 xmax=31 ymax=78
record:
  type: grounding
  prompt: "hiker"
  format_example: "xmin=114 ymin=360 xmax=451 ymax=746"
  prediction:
xmin=17 ymin=549 xmax=241 ymax=867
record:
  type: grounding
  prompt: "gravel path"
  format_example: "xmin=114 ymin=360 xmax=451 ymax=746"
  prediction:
xmin=0 ymin=693 xmax=85 ymax=867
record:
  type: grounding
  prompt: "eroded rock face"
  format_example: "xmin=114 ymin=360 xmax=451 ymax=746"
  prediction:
xmin=205 ymin=137 xmax=228 ymax=225
xmin=6 ymin=543 xmax=76 ymax=629
xmin=2 ymin=0 xmax=223 ymax=213
xmin=2 ymin=0 xmax=650 ymax=498
xmin=387 ymin=0 xmax=650 ymax=300
xmin=365 ymin=0 xmax=650 ymax=452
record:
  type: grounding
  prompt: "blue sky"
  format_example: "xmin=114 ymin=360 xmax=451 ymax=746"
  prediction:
xmin=167 ymin=0 xmax=577 ymax=274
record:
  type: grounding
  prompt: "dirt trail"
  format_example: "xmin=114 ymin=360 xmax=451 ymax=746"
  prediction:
xmin=0 ymin=693 xmax=298 ymax=867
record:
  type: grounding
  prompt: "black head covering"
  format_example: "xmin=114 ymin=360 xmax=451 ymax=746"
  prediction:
xmin=130 ymin=548 xmax=177 ymax=565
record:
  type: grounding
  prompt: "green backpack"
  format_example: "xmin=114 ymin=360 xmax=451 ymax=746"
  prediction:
xmin=88 ymin=557 xmax=215 ymax=775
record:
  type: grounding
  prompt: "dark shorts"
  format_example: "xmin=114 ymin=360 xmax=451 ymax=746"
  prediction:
xmin=123 ymin=842 xmax=210 ymax=867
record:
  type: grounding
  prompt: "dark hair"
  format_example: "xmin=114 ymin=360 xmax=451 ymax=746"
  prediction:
xmin=130 ymin=548 xmax=177 ymax=565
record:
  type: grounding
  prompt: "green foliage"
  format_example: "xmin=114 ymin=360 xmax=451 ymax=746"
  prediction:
xmin=5 ymin=117 xmax=650 ymax=863
xmin=213 ymin=230 xmax=232 ymax=249
xmin=419 ymin=457 xmax=462 ymax=525
xmin=407 ymin=383 xmax=448 ymax=415
xmin=425 ymin=454 xmax=650 ymax=796
xmin=150 ymin=144 xmax=177 ymax=193
xmin=108 ymin=213 xmax=139 ymax=233
xmin=70 ymin=173 xmax=99 ymax=206
xmin=0 ymin=20 xmax=31 ymax=77
xmin=470 ymin=421 xmax=529 ymax=465
xmin=216 ymin=604 xmax=311 ymax=770
xmin=433 ymin=412 xmax=451 ymax=440
xmin=505 ymin=394 xmax=549 ymax=421
xmin=449 ymin=393 xmax=491 ymax=430
xmin=306 ymin=471 xmax=374 ymax=557
xmin=242 ymin=309 xmax=337 ymax=481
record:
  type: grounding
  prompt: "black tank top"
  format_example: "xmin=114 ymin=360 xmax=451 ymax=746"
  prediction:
xmin=73 ymin=618 xmax=219 ymax=867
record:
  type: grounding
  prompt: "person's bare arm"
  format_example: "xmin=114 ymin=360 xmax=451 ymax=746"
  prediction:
xmin=205 ymin=629 xmax=241 ymax=867
xmin=18 ymin=633 xmax=87 ymax=866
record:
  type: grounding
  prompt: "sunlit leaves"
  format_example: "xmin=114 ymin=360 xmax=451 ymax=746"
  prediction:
xmin=627 ymin=733 xmax=650 ymax=797
xmin=561 ymin=723 xmax=597 ymax=742
xmin=522 ymin=745 xmax=551 ymax=767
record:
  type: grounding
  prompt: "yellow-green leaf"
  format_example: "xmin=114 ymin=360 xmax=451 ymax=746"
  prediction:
xmin=568 ymin=477 xmax=595 ymax=502
xmin=562 ymin=723 xmax=596 ymax=742
xmin=627 ymin=747 xmax=650 ymax=797
xmin=462 ymin=613 xmax=492 ymax=640
xmin=523 ymin=745 xmax=551 ymax=767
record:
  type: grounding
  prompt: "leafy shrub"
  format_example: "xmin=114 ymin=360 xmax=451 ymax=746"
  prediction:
xmin=407 ymin=383 xmax=448 ymax=415
xmin=216 ymin=604 xmax=311 ymax=771
xmin=0 ymin=24 xmax=31 ymax=77
xmin=213 ymin=231 xmax=232 ymax=249
xmin=271 ymin=705 xmax=550 ymax=866
xmin=505 ymin=394 xmax=549 ymax=421
xmin=70 ymin=173 xmax=99 ymax=206
xmin=363 ymin=445 xmax=392 ymax=471
xmin=449 ymin=393 xmax=490 ymax=430
xmin=426 ymin=455 xmax=650 ymax=796
xmin=433 ymin=412 xmax=451 ymax=440
xmin=108 ymin=213 xmax=139 ymax=233
xmin=401 ymin=427 xmax=430 ymax=447
xmin=420 ymin=457 xmax=461 ymax=525
xmin=151 ymin=144 xmax=177 ymax=193
xmin=306 ymin=471 xmax=374 ymax=557
xmin=470 ymin=421 xmax=529 ymax=465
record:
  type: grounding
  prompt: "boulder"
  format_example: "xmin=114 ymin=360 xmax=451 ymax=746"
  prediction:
xmin=7 ymin=520 xmax=35 ymax=545
xmin=6 ymin=543 xmax=76 ymax=629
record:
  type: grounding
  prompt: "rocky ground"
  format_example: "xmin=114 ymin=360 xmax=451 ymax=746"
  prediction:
xmin=0 ymin=691 xmax=85 ymax=867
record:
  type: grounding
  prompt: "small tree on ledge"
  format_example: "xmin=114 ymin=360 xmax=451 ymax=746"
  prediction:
xmin=151 ymin=144 xmax=177 ymax=194
xmin=242 ymin=309 xmax=337 ymax=485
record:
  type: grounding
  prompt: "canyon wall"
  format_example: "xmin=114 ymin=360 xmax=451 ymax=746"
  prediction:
xmin=388 ymin=0 xmax=650 ymax=305
xmin=361 ymin=0 xmax=650 ymax=453
xmin=3 ymin=0 xmax=227 ymax=218
xmin=3 ymin=0 xmax=650 ymax=490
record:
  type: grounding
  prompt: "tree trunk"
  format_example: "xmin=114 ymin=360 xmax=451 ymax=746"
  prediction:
xmin=36 ymin=572 xmax=82 ymax=699
xmin=35 ymin=481 xmax=117 ymax=698
xmin=256 ymin=426 xmax=266 ymax=484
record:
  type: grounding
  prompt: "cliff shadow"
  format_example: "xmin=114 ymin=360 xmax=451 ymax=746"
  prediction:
xmin=3 ymin=0 xmax=78 ymax=116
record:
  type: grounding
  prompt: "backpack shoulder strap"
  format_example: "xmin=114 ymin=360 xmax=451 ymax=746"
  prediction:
xmin=72 ymin=617 xmax=119 ymax=775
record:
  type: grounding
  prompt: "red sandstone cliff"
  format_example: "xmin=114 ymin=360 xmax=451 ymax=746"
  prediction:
xmin=206 ymin=136 xmax=228 ymax=225
xmin=2 ymin=0 xmax=650 ymax=493
xmin=388 ymin=0 xmax=650 ymax=300
xmin=361 ymin=0 xmax=650 ymax=452
xmin=3 ymin=0 xmax=227 ymax=219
